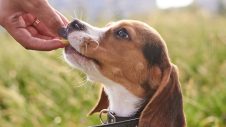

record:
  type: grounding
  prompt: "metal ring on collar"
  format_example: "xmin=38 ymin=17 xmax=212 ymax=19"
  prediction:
xmin=99 ymin=109 xmax=116 ymax=124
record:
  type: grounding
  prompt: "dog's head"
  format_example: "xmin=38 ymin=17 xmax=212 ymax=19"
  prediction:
xmin=63 ymin=19 xmax=186 ymax=127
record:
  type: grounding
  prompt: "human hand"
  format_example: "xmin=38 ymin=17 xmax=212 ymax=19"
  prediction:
xmin=0 ymin=0 xmax=69 ymax=51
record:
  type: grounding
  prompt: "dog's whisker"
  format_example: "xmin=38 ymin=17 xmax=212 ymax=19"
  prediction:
xmin=75 ymin=79 xmax=89 ymax=87
xmin=58 ymin=53 xmax=67 ymax=60
xmin=70 ymin=15 xmax=75 ymax=20
xmin=73 ymin=10 xmax=78 ymax=19
xmin=79 ymin=10 xmax=84 ymax=21
xmin=85 ymin=43 xmax=88 ymax=54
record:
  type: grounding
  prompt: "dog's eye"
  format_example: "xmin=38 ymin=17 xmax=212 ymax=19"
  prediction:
xmin=116 ymin=28 xmax=129 ymax=39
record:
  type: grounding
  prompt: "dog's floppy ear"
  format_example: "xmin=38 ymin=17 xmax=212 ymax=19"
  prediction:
xmin=88 ymin=86 xmax=109 ymax=115
xmin=140 ymin=38 xmax=186 ymax=127
xmin=139 ymin=65 xmax=186 ymax=127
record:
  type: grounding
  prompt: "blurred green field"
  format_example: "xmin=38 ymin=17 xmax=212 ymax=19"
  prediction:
xmin=0 ymin=10 xmax=226 ymax=127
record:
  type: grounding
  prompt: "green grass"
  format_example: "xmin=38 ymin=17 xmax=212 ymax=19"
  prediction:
xmin=0 ymin=10 xmax=226 ymax=127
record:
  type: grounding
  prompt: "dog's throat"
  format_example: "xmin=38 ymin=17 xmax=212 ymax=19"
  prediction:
xmin=103 ymin=84 xmax=143 ymax=117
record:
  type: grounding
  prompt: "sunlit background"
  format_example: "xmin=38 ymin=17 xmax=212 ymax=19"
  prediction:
xmin=48 ymin=0 xmax=226 ymax=22
xmin=157 ymin=0 xmax=194 ymax=9
xmin=0 ymin=0 xmax=226 ymax=127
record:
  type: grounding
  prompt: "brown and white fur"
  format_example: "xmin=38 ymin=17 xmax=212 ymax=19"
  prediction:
xmin=63 ymin=19 xmax=186 ymax=127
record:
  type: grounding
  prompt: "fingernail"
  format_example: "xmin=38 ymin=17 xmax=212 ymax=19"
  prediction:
xmin=61 ymin=39 xmax=69 ymax=45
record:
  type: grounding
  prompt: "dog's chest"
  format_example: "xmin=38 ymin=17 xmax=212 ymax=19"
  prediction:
xmin=104 ymin=83 xmax=143 ymax=117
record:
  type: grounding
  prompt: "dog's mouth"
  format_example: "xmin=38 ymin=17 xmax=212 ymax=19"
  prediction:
xmin=65 ymin=45 xmax=87 ymax=58
xmin=64 ymin=45 xmax=100 ymax=65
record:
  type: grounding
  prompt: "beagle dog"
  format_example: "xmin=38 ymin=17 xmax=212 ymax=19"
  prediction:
xmin=62 ymin=19 xmax=186 ymax=127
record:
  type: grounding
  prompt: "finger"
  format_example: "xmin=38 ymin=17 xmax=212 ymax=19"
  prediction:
xmin=26 ymin=26 xmax=52 ymax=40
xmin=7 ymin=26 xmax=65 ymax=51
xmin=23 ymin=1 xmax=66 ymax=36
xmin=21 ymin=13 xmax=35 ymax=26
xmin=55 ymin=10 xmax=69 ymax=26
xmin=35 ymin=34 xmax=53 ymax=40
xmin=54 ymin=11 xmax=70 ymax=39
xmin=26 ymin=38 xmax=66 ymax=51
xmin=22 ymin=13 xmax=55 ymax=37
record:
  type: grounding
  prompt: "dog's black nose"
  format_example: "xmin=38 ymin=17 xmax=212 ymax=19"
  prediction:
xmin=58 ymin=19 xmax=86 ymax=39
xmin=69 ymin=19 xmax=86 ymax=31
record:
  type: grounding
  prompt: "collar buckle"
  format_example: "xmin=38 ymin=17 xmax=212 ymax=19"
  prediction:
xmin=99 ymin=109 xmax=116 ymax=124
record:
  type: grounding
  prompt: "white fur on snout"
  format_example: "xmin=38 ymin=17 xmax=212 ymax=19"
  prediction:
xmin=67 ymin=27 xmax=106 ymax=53
xmin=68 ymin=32 xmax=86 ymax=52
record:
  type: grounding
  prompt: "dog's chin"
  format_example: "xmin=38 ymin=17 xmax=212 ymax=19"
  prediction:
xmin=64 ymin=45 xmax=100 ymax=72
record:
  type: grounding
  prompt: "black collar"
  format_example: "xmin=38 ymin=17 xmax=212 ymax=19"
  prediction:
xmin=89 ymin=109 xmax=139 ymax=127
xmin=90 ymin=118 xmax=139 ymax=127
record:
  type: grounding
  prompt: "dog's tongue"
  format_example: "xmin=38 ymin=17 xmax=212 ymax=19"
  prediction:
xmin=58 ymin=27 xmax=68 ymax=39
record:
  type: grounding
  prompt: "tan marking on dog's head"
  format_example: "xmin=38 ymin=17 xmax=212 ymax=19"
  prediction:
xmin=78 ymin=20 xmax=168 ymax=97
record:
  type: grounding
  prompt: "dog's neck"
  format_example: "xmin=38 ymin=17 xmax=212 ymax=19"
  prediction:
xmin=87 ymin=68 xmax=143 ymax=117
xmin=103 ymin=83 xmax=143 ymax=117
